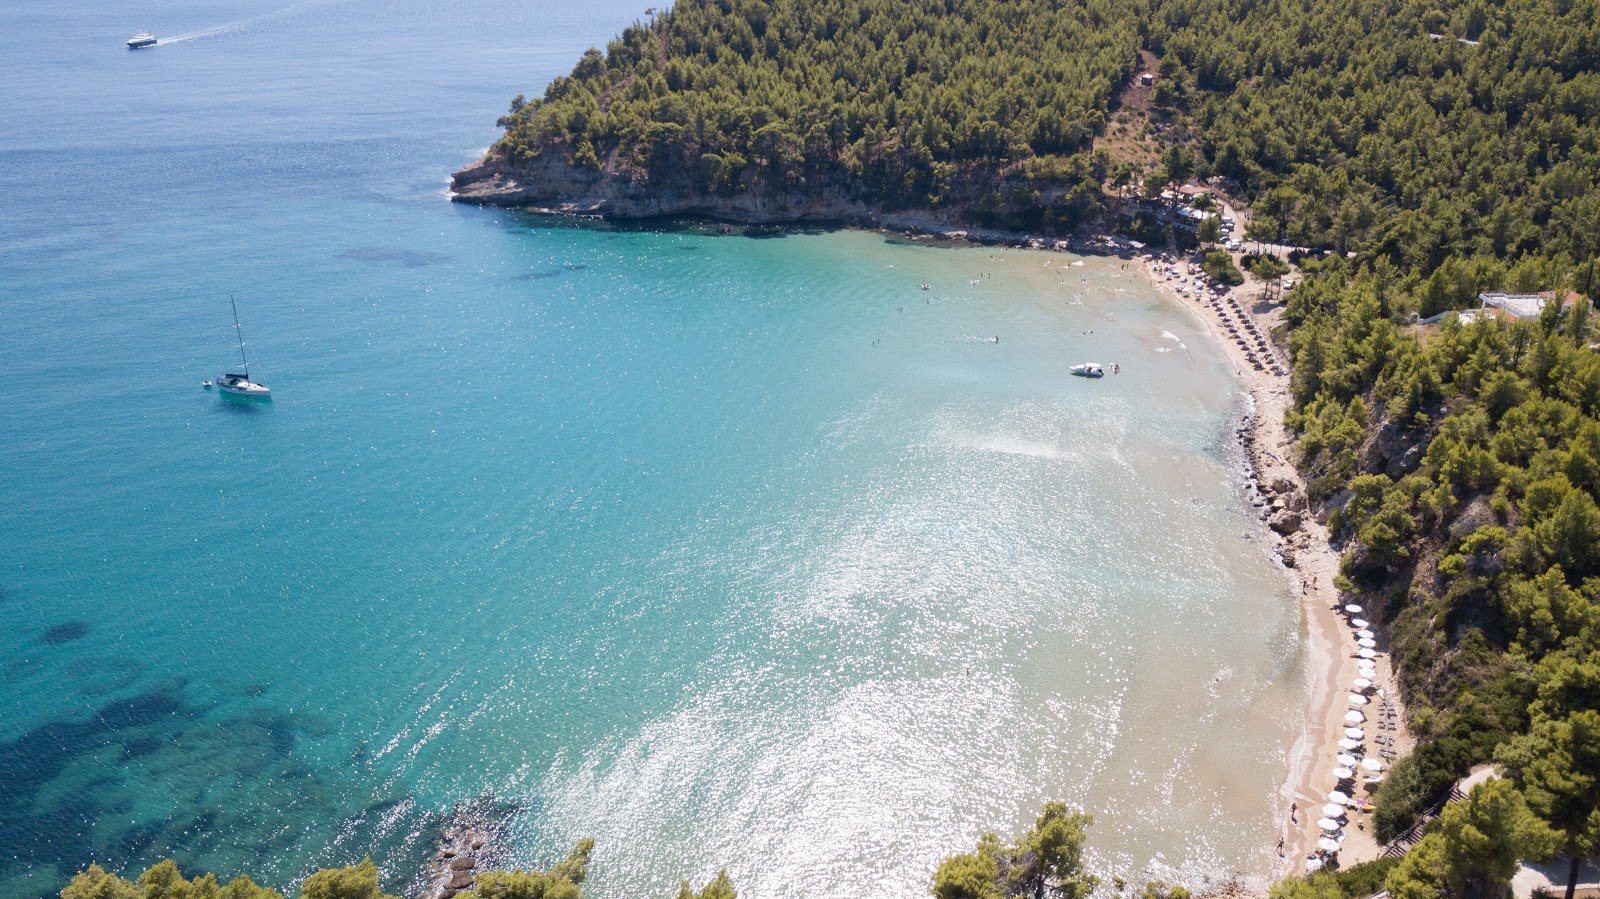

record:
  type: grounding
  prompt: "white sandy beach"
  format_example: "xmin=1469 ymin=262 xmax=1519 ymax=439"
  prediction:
xmin=1138 ymin=251 xmax=1415 ymax=877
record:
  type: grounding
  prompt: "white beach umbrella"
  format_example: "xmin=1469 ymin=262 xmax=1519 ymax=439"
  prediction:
xmin=1359 ymin=638 xmax=1378 ymax=648
xmin=1339 ymin=738 xmax=1362 ymax=750
xmin=1361 ymin=757 xmax=1384 ymax=772
xmin=1358 ymin=648 xmax=1378 ymax=659
xmin=1345 ymin=604 xmax=1363 ymax=614
xmin=1358 ymin=629 xmax=1375 ymax=639
xmin=1318 ymin=817 xmax=1342 ymax=832
xmin=1345 ymin=710 xmax=1365 ymax=724
xmin=1358 ymin=665 xmax=1379 ymax=677
xmin=1318 ymin=837 xmax=1341 ymax=852
xmin=1333 ymin=766 xmax=1355 ymax=779
xmin=1345 ymin=727 xmax=1365 ymax=739
xmin=1327 ymin=790 xmax=1350 ymax=803
xmin=1322 ymin=803 xmax=1346 ymax=817
xmin=1337 ymin=753 xmax=1359 ymax=767
xmin=1352 ymin=618 xmax=1370 ymax=628
xmin=1349 ymin=693 xmax=1370 ymax=706
xmin=1353 ymin=678 xmax=1374 ymax=689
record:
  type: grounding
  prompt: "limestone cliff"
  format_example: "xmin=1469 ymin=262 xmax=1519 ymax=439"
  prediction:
xmin=449 ymin=144 xmax=1101 ymax=235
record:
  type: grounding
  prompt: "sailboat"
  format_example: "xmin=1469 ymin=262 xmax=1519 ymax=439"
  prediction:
xmin=216 ymin=295 xmax=271 ymax=397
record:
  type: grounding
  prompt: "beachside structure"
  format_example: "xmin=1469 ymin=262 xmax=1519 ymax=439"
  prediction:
xmin=1477 ymin=290 xmax=1581 ymax=320
xmin=1172 ymin=205 xmax=1216 ymax=234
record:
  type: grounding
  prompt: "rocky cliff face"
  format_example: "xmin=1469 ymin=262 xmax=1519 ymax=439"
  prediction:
xmin=450 ymin=145 xmax=885 ymax=223
xmin=450 ymin=145 xmax=1095 ymax=236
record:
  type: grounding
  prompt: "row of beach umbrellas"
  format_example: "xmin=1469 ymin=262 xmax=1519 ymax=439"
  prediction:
xmin=1312 ymin=604 xmax=1392 ymax=865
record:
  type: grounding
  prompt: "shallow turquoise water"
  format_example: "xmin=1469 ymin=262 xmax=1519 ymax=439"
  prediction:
xmin=0 ymin=3 xmax=1308 ymax=897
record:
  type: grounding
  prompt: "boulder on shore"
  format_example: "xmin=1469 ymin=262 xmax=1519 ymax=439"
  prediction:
xmin=1270 ymin=511 xmax=1303 ymax=535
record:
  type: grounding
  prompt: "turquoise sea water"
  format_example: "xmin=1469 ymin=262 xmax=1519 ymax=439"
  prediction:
xmin=0 ymin=3 xmax=1309 ymax=897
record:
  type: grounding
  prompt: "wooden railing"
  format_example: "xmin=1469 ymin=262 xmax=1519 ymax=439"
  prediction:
xmin=1377 ymin=785 xmax=1468 ymax=858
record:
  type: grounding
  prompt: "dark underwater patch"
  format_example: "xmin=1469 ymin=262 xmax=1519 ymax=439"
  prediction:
xmin=263 ymin=715 xmax=296 ymax=756
xmin=339 ymin=247 xmax=452 ymax=267
xmin=119 ymin=734 xmax=163 ymax=762
xmin=0 ymin=687 xmax=190 ymax=797
xmin=740 ymin=225 xmax=788 ymax=238
xmin=212 ymin=396 xmax=272 ymax=416
xmin=513 ymin=264 xmax=587 ymax=281
xmin=0 ymin=684 xmax=434 ymax=899
xmin=41 ymin=621 xmax=89 ymax=645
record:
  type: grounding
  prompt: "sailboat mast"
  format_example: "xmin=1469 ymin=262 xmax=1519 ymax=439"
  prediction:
xmin=230 ymin=294 xmax=250 ymax=377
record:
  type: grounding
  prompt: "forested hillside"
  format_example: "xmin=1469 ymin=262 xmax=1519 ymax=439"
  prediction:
xmin=474 ymin=0 xmax=1144 ymax=228
xmin=1153 ymin=0 xmax=1600 ymax=268
xmin=1162 ymin=0 xmax=1600 ymax=886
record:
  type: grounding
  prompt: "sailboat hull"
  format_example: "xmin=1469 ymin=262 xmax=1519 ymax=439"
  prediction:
xmin=217 ymin=374 xmax=271 ymax=397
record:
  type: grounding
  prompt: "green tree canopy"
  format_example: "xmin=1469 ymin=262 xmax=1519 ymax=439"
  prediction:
xmin=1009 ymin=803 xmax=1097 ymax=899
xmin=299 ymin=859 xmax=398 ymax=899
xmin=465 ymin=839 xmax=594 ymax=899
xmin=488 ymin=0 xmax=1145 ymax=231
xmin=61 ymin=861 xmax=284 ymax=899
xmin=1246 ymin=254 xmax=1290 ymax=281
xmin=1384 ymin=779 xmax=1556 ymax=899
xmin=1203 ymin=250 xmax=1245 ymax=286
xmin=931 ymin=835 xmax=1004 ymax=899
xmin=1496 ymin=711 xmax=1600 ymax=899
xmin=930 ymin=804 xmax=1097 ymax=899
xmin=1266 ymin=875 xmax=1342 ymax=899
xmin=675 ymin=869 xmax=737 ymax=899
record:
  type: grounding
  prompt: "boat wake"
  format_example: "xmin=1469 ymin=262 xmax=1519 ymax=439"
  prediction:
xmin=159 ymin=0 xmax=345 ymax=44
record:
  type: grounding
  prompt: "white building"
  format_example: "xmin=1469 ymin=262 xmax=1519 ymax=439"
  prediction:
xmin=1478 ymin=290 xmax=1580 ymax=319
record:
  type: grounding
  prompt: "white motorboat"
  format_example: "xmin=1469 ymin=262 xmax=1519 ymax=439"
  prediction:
xmin=216 ymin=295 xmax=271 ymax=398
xmin=1071 ymin=362 xmax=1104 ymax=378
xmin=127 ymin=32 xmax=158 ymax=49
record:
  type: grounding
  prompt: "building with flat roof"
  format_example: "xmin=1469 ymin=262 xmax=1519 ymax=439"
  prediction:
xmin=1478 ymin=290 xmax=1581 ymax=319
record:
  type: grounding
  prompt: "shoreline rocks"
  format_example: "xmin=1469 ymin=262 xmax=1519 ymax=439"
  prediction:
xmin=449 ymin=147 xmax=1116 ymax=247
xmin=419 ymin=795 xmax=520 ymax=899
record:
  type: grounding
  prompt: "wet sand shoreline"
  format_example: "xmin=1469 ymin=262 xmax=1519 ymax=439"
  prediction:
xmin=1136 ymin=253 xmax=1414 ymax=879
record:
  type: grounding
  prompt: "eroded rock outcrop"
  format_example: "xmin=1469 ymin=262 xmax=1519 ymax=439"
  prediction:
xmin=419 ymin=795 xmax=520 ymax=899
